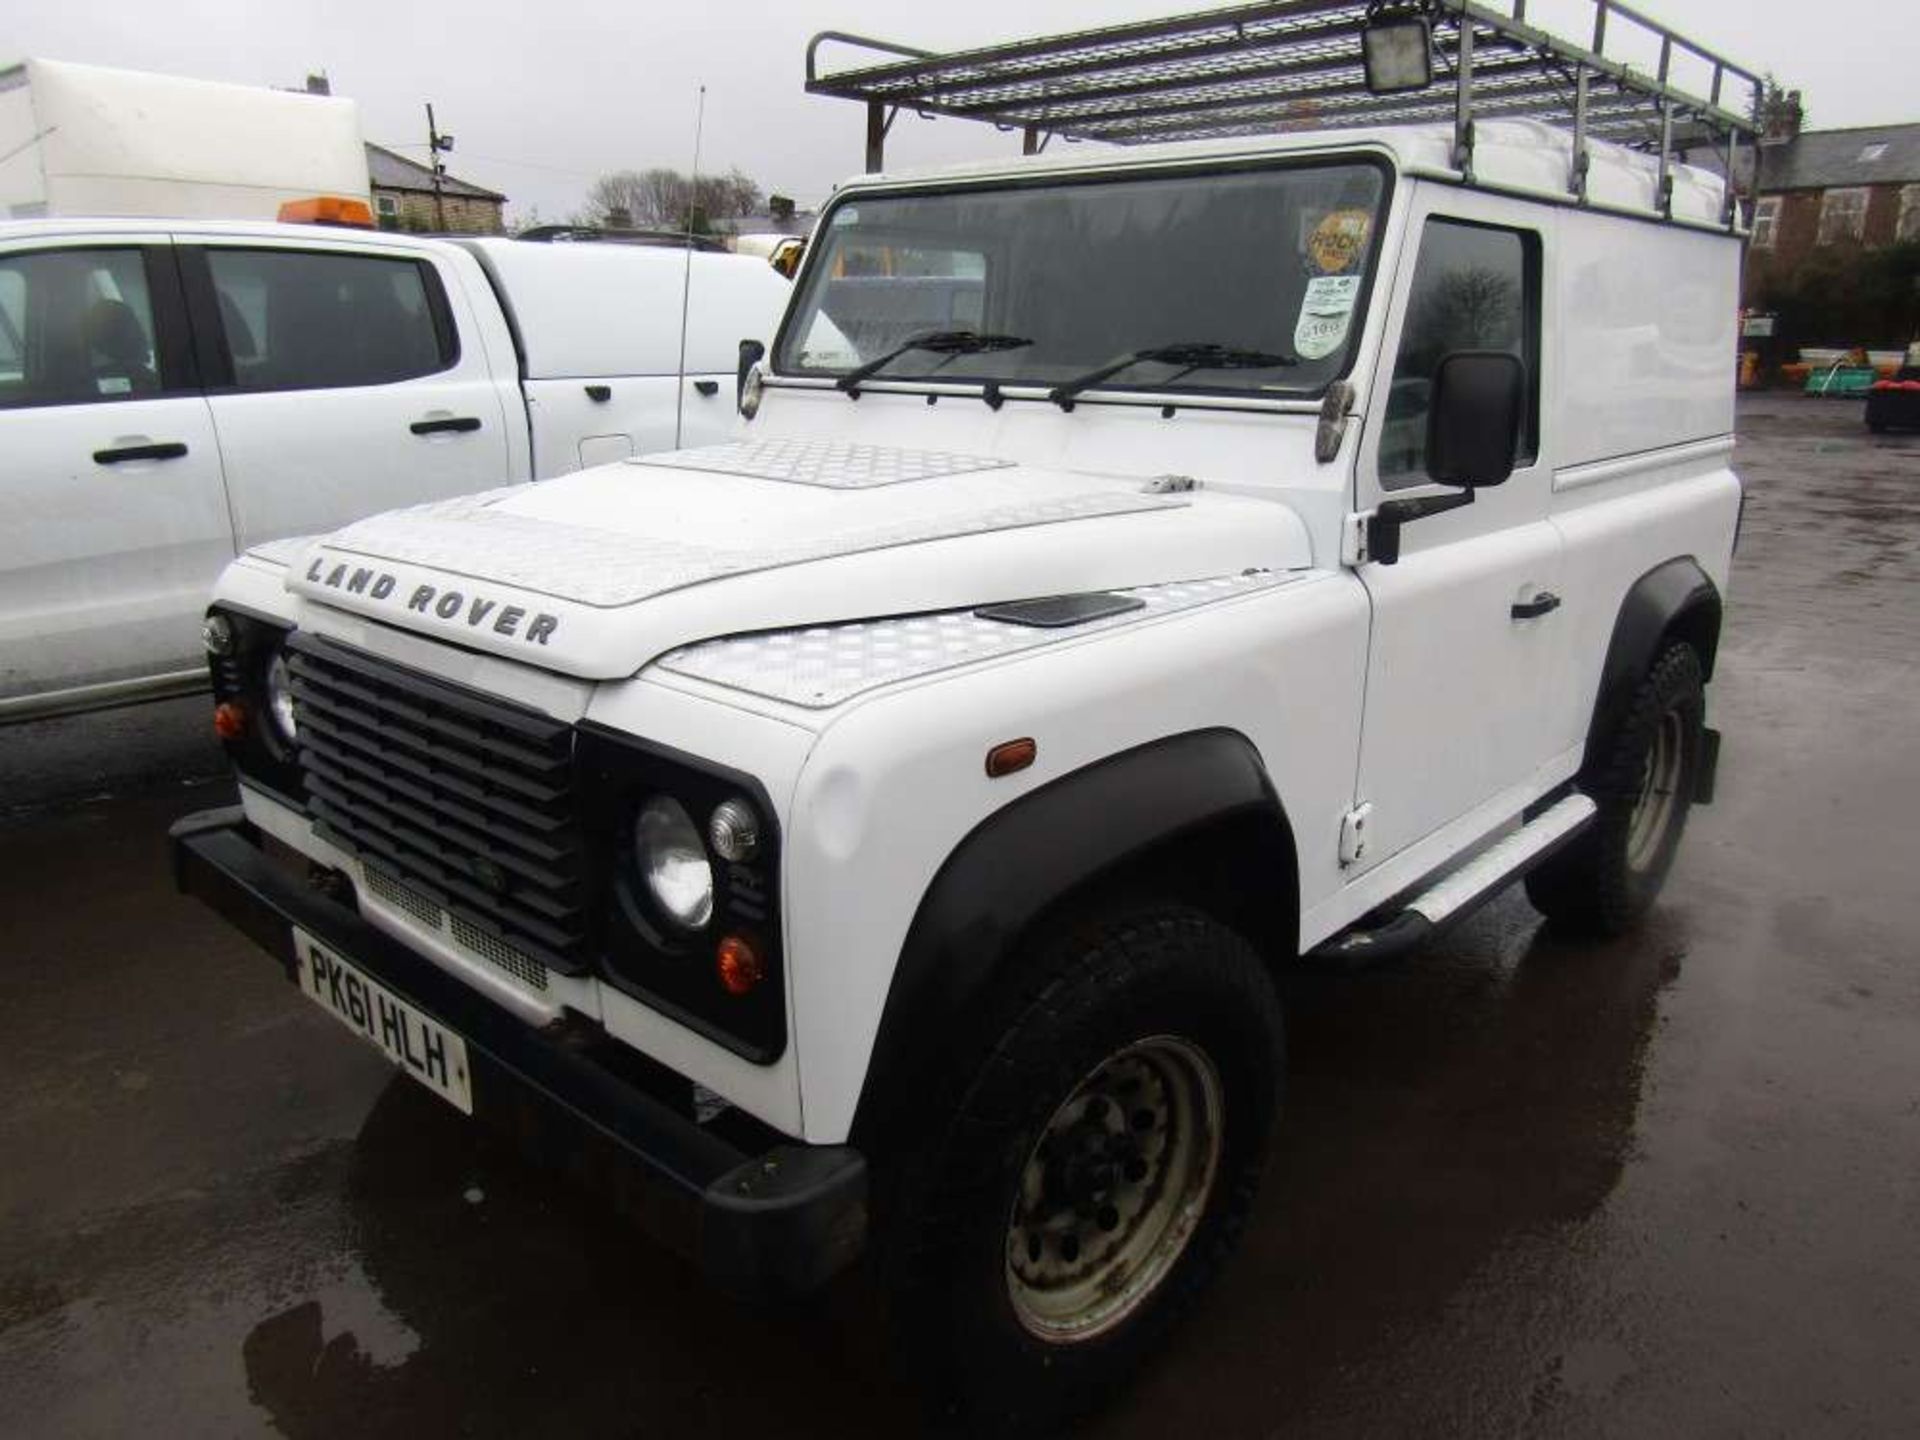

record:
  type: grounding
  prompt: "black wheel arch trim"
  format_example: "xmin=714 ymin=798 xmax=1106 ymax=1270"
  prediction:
xmin=1585 ymin=556 xmax=1722 ymax=775
xmin=850 ymin=727 xmax=1297 ymax=1146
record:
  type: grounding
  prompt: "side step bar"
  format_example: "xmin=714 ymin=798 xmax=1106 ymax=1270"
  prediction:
xmin=1311 ymin=794 xmax=1598 ymax=969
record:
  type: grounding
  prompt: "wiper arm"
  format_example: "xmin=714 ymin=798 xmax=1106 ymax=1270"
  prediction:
xmin=1047 ymin=342 xmax=1298 ymax=411
xmin=836 ymin=330 xmax=1034 ymax=396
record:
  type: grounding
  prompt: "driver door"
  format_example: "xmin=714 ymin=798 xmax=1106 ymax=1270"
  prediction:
xmin=1348 ymin=193 xmax=1563 ymax=872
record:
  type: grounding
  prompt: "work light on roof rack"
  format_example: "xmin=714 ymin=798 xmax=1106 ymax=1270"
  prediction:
xmin=1362 ymin=3 xmax=1435 ymax=95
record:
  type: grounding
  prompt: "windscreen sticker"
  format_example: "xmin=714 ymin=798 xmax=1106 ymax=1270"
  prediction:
xmin=1295 ymin=274 xmax=1361 ymax=361
xmin=1308 ymin=208 xmax=1373 ymax=274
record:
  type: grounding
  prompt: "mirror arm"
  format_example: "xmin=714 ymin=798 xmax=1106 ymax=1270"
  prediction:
xmin=1366 ymin=489 xmax=1475 ymax=566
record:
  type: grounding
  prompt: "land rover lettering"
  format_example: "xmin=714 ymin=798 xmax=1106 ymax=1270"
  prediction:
xmin=303 ymin=560 xmax=559 ymax=643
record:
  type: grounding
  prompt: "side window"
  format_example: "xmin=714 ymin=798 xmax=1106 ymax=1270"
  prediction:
xmin=203 ymin=248 xmax=456 ymax=392
xmin=0 ymin=248 xmax=174 ymax=409
xmin=1380 ymin=219 xmax=1540 ymax=488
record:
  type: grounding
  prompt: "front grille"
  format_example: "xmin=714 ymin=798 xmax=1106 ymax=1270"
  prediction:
xmin=286 ymin=633 xmax=588 ymax=974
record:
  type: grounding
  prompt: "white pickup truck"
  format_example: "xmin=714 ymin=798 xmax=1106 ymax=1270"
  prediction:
xmin=0 ymin=220 xmax=789 ymax=722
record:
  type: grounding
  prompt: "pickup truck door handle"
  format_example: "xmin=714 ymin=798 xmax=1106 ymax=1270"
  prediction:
xmin=94 ymin=441 xmax=189 ymax=464
xmin=410 ymin=416 xmax=482 ymax=435
xmin=692 ymin=379 xmax=720 ymax=397
xmin=1511 ymin=591 xmax=1563 ymax=620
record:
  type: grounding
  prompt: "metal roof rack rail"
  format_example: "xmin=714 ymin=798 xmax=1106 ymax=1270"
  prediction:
xmin=805 ymin=1 xmax=1764 ymax=226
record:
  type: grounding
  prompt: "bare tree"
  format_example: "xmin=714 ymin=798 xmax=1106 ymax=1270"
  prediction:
xmin=1418 ymin=266 xmax=1520 ymax=353
xmin=579 ymin=167 xmax=765 ymax=232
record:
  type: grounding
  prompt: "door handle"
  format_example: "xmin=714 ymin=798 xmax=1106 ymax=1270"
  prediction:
xmin=692 ymin=379 xmax=720 ymax=397
xmin=1511 ymin=591 xmax=1562 ymax=620
xmin=410 ymin=416 xmax=482 ymax=435
xmin=94 ymin=441 xmax=188 ymax=464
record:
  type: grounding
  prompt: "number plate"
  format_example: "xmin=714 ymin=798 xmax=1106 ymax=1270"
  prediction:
xmin=292 ymin=928 xmax=474 ymax=1115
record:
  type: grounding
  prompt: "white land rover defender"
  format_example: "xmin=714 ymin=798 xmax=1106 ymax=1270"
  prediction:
xmin=173 ymin=3 xmax=1755 ymax=1423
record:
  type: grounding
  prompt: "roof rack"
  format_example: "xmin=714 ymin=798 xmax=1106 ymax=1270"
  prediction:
xmin=806 ymin=0 xmax=1763 ymax=222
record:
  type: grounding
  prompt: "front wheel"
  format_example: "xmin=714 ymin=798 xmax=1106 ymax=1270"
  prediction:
xmin=879 ymin=906 xmax=1283 ymax=1432
xmin=1527 ymin=640 xmax=1705 ymax=935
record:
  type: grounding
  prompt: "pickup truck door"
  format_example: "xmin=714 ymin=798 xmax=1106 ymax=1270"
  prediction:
xmin=1347 ymin=196 xmax=1565 ymax=871
xmin=0 ymin=239 xmax=231 ymax=713
xmin=178 ymin=237 xmax=517 ymax=551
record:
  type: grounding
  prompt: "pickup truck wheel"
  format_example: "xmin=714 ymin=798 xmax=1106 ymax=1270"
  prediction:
xmin=1526 ymin=641 xmax=1704 ymax=936
xmin=878 ymin=906 xmax=1282 ymax=1432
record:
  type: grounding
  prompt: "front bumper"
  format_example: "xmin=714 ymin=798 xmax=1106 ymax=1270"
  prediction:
xmin=169 ymin=806 xmax=866 ymax=1297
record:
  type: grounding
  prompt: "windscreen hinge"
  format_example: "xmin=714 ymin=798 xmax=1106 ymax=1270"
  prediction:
xmin=1339 ymin=803 xmax=1374 ymax=868
xmin=1341 ymin=511 xmax=1374 ymax=567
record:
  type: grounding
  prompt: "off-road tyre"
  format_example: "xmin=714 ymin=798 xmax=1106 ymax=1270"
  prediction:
xmin=1526 ymin=640 xmax=1705 ymax=936
xmin=876 ymin=905 xmax=1283 ymax=1434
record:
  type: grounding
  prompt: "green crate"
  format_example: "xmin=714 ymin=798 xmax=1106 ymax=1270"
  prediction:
xmin=1804 ymin=366 xmax=1878 ymax=397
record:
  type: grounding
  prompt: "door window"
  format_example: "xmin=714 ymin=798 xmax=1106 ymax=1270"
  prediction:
xmin=1380 ymin=219 xmax=1540 ymax=487
xmin=0 ymin=248 xmax=177 ymax=409
xmin=203 ymin=248 xmax=456 ymax=392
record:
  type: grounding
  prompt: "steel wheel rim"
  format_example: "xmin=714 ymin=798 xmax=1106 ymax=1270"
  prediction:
xmin=1005 ymin=1035 xmax=1224 ymax=1344
xmin=1626 ymin=710 xmax=1685 ymax=873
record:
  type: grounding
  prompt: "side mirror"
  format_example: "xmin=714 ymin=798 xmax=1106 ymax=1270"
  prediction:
xmin=1366 ymin=351 xmax=1527 ymax=566
xmin=737 ymin=338 xmax=766 ymax=410
xmin=1426 ymin=350 xmax=1525 ymax=488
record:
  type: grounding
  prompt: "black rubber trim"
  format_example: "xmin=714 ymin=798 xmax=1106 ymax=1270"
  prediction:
xmin=852 ymin=728 xmax=1294 ymax=1143
xmin=169 ymin=808 xmax=864 ymax=1296
xmin=1585 ymin=557 xmax=1721 ymax=775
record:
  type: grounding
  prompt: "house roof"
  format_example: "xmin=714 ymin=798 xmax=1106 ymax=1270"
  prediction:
xmin=364 ymin=143 xmax=506 ymax=202
xmin=1758 ymin=123 xmax=1920 ymax=193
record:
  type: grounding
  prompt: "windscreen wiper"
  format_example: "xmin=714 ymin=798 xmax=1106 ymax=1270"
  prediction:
xmin=1047 ymin=342 xmax=1298 ymax=411
xmin=836 ymin=330 xmax=1034 ymax=396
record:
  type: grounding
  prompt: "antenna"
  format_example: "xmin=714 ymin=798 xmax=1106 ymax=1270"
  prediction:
xmin=673 ymin=84 xmax=707 ymax=450
xmin=425 ymin=103 xmax=455 ymax=232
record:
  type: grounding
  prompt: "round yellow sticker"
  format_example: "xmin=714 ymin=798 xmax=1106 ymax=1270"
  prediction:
xmin=1309 ymin=209 xmax=1372 ymax=274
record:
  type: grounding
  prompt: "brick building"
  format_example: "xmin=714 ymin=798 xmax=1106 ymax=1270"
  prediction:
xmin=364 ymin=143 xmax=506 ymax=235
xmin=1749 ymin=128 xmax=1920 ymax=270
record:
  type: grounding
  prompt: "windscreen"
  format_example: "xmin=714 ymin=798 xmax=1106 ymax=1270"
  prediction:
xmin=775 ymin=160 xmax=1388 ymax=398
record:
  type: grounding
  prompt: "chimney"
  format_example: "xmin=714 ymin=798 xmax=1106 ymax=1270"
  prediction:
xmin=305 ymin=73 xmax=331 ymax=96
xmin=1760 ymin=88 xmax=1803 ymax=146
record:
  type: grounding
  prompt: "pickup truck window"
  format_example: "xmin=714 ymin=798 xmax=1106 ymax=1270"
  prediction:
xmin=203 ymin=248 xmax=456 ymax=392
xmin=0 ymin=248 xmax=178 ymax=409
xmin=776 ymin=160 xmax=1387 ymax=399
xmin=1380 ymin=218 xmax=1541 ymax=487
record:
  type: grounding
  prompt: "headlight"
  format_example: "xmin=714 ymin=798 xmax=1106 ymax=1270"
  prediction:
xmin=265 ymin=651 xmax=298 ymax=744
xmin=634 ymin=795 xmax=713 ymax=931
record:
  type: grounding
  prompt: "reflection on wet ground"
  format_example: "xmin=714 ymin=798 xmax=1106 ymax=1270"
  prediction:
xmin=4 ymin=395 xmax=1919 ymax=1436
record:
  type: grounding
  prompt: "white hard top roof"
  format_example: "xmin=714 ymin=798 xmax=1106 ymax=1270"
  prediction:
xmin=847 ymin=120 xmax=1731 ymax=229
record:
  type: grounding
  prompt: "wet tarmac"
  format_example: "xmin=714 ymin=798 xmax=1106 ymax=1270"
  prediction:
xmin=3 ymin=393 xmax=1918 ymax=1437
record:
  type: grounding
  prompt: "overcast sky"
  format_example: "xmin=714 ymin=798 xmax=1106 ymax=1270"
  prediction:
xmin=8 ymin=0 xmax=1913 ymax=222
